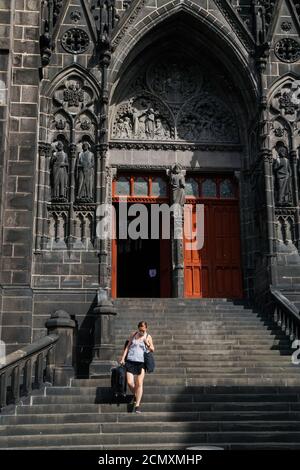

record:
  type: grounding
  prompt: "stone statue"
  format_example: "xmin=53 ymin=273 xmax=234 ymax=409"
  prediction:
xmin=254 ymin=3 xmax=265 ymax=45
xmin=77 ymin=142 xmax=95 ymax=201
xmin=170 ymin=164 xmax=186 ymax=206
xmin=273 ymin=144 xmax=292 ymax=206
xmin=51 ymin=141 xmax=68 ymax=200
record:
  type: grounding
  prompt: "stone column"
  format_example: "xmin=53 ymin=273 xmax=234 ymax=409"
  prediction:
xmin=36 ymin=143 xmax=51 ymax=251
xmin=168 ymin=164 xmax=186 ymax=298
xmin=172 ymin=209 xmax=185 ymax=298
xmin=45 ymin=310 xmax=76 ymax=386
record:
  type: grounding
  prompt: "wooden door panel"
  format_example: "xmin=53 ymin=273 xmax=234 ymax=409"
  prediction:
xmin=185 ymin=199 xmax=243 ymax=298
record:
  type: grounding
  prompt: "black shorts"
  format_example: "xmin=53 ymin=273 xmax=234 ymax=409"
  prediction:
xmin=125 ymin=360 xmax=145 ymax=376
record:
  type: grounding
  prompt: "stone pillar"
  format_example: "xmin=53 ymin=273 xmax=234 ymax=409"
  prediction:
xmin=168 ymin=165 xmax=186 ymax=298
xmin=172 ymin=210 xmax=185 ymax=298
xmin=89 ymin=288 xmax=117 ymax=376
xmin=45 ymin=310 xmax=76 ymax=386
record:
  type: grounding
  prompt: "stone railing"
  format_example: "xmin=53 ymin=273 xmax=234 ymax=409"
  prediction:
xmin=0 ymin=309 xmax=76 ymax=412
xmin=270 ymin=286 xmax=300 ymax=342
xmin=0 ymin=335 xmax=58 ymax=411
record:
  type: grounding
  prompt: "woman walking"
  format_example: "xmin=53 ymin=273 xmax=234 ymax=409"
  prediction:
xmin=120 ymin=321 xmax=154 ymax=413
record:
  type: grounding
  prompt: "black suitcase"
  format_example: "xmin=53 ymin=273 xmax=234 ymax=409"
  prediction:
xmin=111 ymin=365 xmax=127 ymax=398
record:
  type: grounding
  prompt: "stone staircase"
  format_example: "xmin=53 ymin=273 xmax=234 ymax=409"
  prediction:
xmin=1 ymin=298 xmax=300 ymax=449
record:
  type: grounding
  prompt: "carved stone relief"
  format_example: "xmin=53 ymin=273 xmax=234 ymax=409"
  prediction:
xmin=270 ymin=80 xmax=300 ymax=123
xmin=269 ymin=78 xmax=300 ymax=211
xmin=112 ymin=95 xmax=173 ymax=141
xmin=275 ymin=212 xmax=298 ymax=252
xmin=39 ymin=73 xmax=99 ymax=249
xmin=111 ymin=57 xmax=239 ymax=144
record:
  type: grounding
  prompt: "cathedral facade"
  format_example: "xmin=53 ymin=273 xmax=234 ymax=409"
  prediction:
xmin=1 ymin=0 xmax=300 ymax=373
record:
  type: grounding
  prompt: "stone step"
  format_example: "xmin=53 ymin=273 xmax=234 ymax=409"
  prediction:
xmin=114 ymin=347 xmax=293 ymax=354
xmin=115 ymin=317 xmax=265 ymax=322
xmin=2 ymin=420 xmax=300 ymax=437
xmin=3 ymin=410 xmax=300 ymax=426
xmin=3 ymin=442 xmax=300 ymax=450
xmin=45 ymin=368 xmax=300 ymax=378
xmin=13 ymin=401 xmax=300 ymax=415
xmin=71 ymin=377 xmax=300 ymax=388
xmin=2 ymin=430 xmax=300 ymax=448
xmin=30 ymin=393 xmax=300 ymax=405
xmin=45 ymin=385 xmax=300 ymax=396
xmin=115 ymin=338 xmax=291 ymax=346
xmin=73 ymin=377 xmax=300 ymax=386
xmin=114 ymin=327 xmax=286 ymax=333
xmin=115 ymin=327 xmax=283 ymax=332
xmin=69 ymin=383 xmax=300 ymax=393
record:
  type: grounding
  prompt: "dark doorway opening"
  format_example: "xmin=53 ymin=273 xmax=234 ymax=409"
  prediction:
xmin=113 ymin=201 xmax=171 ymax=298
xmin=117 ymin=237 xmax=161 ymax=298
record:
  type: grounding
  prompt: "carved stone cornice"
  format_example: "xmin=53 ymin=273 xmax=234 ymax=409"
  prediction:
xmin=109 ymin=142 xmax=243 ymax=152
xmin=47 ymin=204 xmax=70 ymax=211
xmin=275 ymin=207 xmax=298 ymax=217
xmin=73 ymin=204 xmax=97 ymax=211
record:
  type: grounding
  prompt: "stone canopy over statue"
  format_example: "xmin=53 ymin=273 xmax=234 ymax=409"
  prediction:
xmin=76 ymin=142 xmax=95 ymax=201
xmin=51 ymin=141 xmax=69 ymax=200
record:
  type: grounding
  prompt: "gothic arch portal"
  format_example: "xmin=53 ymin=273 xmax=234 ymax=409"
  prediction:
xmin=107 ymin=12 xmax=258 ymax=300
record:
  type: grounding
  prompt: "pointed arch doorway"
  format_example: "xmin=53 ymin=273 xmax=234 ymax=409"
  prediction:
xmin=108 ymin=16 xmax=253 ymax=299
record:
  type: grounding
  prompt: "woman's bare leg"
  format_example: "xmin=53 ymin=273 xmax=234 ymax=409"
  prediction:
xmin=135 ymin=368 xmax=145 ymax=407
xmin=126 ymin=372 xmax=135 ymax=395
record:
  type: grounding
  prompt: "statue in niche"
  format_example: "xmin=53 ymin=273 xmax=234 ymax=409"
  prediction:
xmin=51 ymin=142 xmax=69 ymax=200
xmin=254 ymin=3 xmax=265 ymax=45
xmin=169 ymin=164 xmax=186 ymax=207
xmin=273 ymin=144 xmax=292 ymax=206
xmin=77 ymin=142 xmax=95 ymax=201
xmin=145 ymin=107 xmax=156 ymax=139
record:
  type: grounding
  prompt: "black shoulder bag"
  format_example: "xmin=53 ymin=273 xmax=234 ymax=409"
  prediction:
xmin=144 ymin=334 xmax=155 ymax=373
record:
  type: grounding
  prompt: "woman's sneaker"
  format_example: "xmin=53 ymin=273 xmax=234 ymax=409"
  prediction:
xmin=135 ymin=406 xmax=142 ymax=413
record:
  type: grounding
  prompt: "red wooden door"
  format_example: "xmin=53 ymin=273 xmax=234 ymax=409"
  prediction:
xmin=213 ymin=203 xmax=243 ymax=298
xmin=184 ymin=189 xmax=243 ymax=298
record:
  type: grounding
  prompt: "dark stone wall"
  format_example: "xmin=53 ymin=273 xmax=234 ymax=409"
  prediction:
xmin=0 ymin=0 xmax=40 ymax=353
xmin=1 ymin=0 xmax=300 ymax=362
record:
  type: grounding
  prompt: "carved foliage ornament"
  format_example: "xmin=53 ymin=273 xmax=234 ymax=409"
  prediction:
xmin=274 ymin=38 xmax=300 ymax=63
